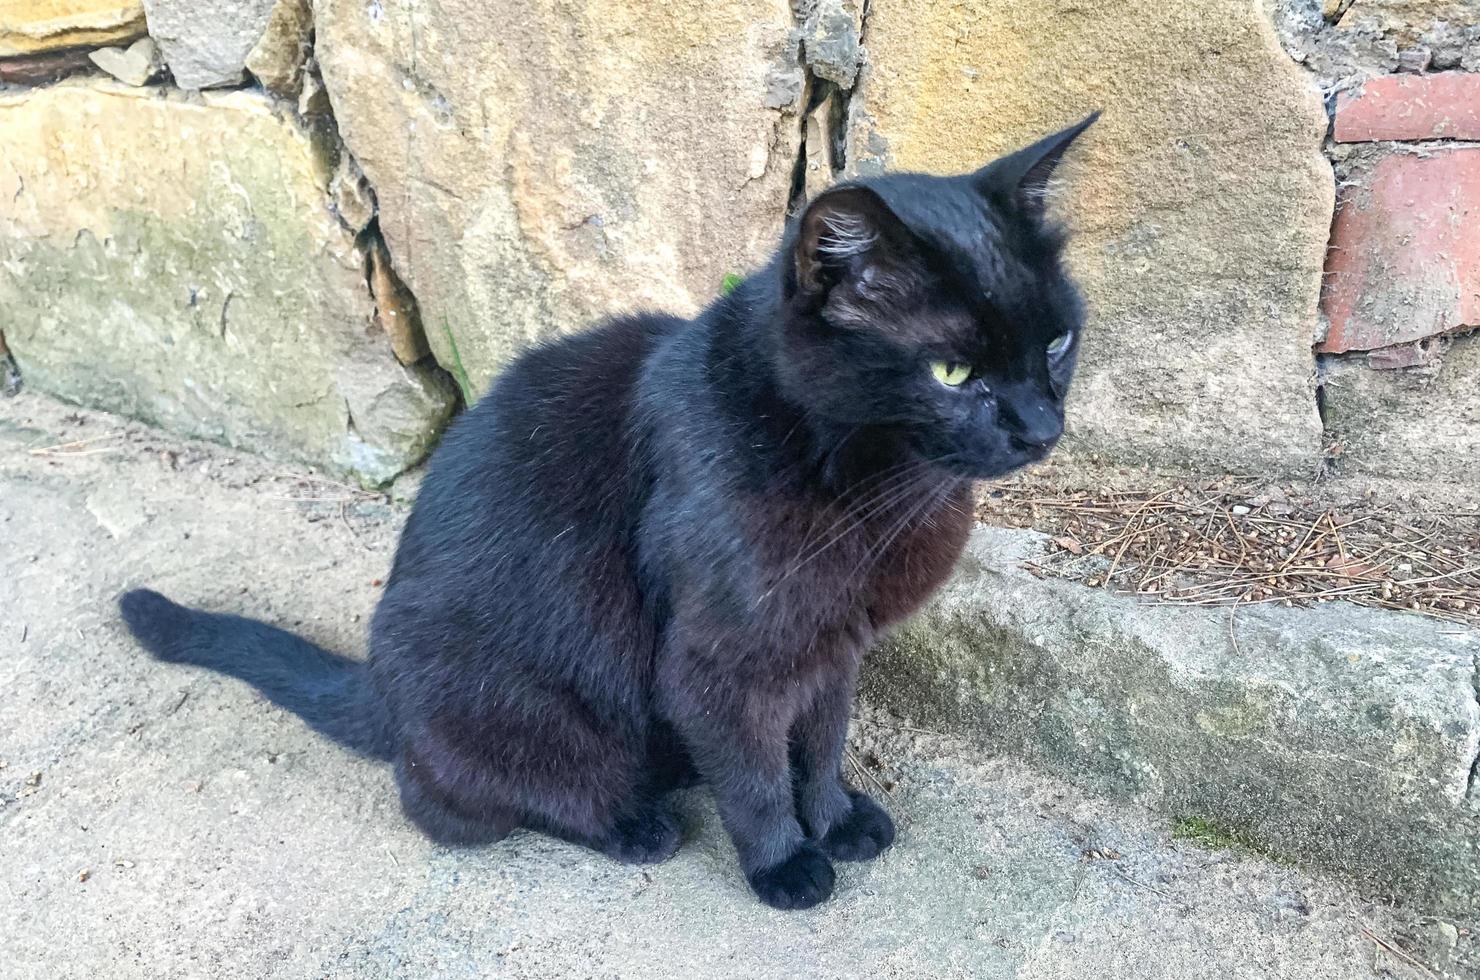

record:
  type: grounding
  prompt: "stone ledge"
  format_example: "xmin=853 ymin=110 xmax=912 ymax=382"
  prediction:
xmin=865 ymin=527 xmax=1480 ymax=915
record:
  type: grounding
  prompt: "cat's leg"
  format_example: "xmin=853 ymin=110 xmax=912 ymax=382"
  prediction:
xmin=394 ymin=744 xmax=519 ymax=847
xmin=540 ymin=723 xmax=693 ymax=862
xmin=647 ymin=718 xmax=702 ymax=792
xmin=544 ymin=801 xmax=684 ymax=865
xmin=791 ymin=674 xmax=895 ymax=862
xmin=518 ymin=718 xmax=683 ymax=865
xmin=396 ymin=714 xmax=681 ymax=864
xmin=663 ymin=681 xmax=835 ymax=909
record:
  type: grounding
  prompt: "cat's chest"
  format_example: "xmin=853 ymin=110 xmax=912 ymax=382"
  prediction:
xmin=861 ymin=483 xmax=973 ymax=628
xmin=759 ymin=483 xmax=972 ymax=629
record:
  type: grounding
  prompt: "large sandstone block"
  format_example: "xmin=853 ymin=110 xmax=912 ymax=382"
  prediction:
xmin=847 ymin=1 xmax=1332 ymax=474
xmin=0 ymin=0 xmax=145 ymax=56
xmin=315 ymin=0 xmax=805 ymax=396
xmin=0 ymin=81 xmax=455 ymax=484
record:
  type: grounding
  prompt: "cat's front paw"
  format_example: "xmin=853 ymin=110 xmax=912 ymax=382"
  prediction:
xmin=747 ymin=843 xmax=836 ymax=910
xmin=820 ymin=791 xmax=895 ymax=862
xmin=601 ymin=807 xmax=682 ymax=865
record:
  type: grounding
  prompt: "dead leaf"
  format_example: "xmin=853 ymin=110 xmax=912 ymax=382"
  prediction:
xmin=1325 ymin=555 xmax=1381 ymax=580
xmin=1054 ymin=535 xmax=1084 ymax=555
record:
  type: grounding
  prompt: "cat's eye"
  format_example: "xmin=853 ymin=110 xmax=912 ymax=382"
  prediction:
xmin=930 ymin=361 xmax=972 ymax=387
xmin=1047 ymin=331 xmax=1075 ymax=358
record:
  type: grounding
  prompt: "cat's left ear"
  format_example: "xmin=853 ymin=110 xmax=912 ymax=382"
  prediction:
xmin=974 ymin=110 xmax=1101 ymax=220
xmin=793 ymin=185 xmax=917 ymax=299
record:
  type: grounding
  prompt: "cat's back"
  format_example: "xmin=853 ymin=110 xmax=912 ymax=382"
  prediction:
xmin=389 ymin=313 xmax=686 ymax=585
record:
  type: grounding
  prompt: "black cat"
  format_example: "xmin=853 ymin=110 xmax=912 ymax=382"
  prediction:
xmin=120 ymin=113 xmax=1097 ymax=910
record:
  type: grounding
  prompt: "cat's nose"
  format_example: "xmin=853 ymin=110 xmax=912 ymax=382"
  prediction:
xmin=1010 ymin=427 xmax=1061 ymax=455
xmin=1003 ymin=395 xmax=1062 ymax=450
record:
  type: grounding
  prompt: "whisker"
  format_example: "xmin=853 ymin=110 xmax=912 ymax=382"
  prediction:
xmin=795 ymin=479 xmax=956 ymax=657
xmin=765 ymin=460 xmax=939 ymax=597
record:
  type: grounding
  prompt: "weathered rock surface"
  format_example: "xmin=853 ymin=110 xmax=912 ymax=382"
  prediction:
xmin=315 ymin=0 xmax=805 ymax=396
xmin=242 ymin=0 xmax=309 ymax=97
xmin=0 ymin=0 xmax=144 ymax=57
xmin=1335 ymin=0 xmax=1480 ymax=47
xmin=1274 ymin=0 xmax=1480 ymax=84
xmin=0 ymin=81 xmax=454 ymax=484
xmin=1321 ymin=335 xmax=1480 ymax=485
xmin=141 ymin=0 xmax=274 ymax=89
xmin=327 ymin=151 xmax=375 ymax=233
xmin=847 ymin=0 xmax=1332 ymax=475
xmin=866 ymin=528 xmax=1480 ymax=914
xmin=86 ymin=35 xmax=158 ymax=85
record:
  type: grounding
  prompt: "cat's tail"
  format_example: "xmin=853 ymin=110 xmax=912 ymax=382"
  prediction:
xmin=118 ymin=588 xmax=394 ymax=761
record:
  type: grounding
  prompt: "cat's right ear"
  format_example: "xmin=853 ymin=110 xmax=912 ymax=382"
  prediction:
xmin=973 ymin=111 xmax=1100 ymax=221
xmin=793 ymin=186 xmax=916 ymax=301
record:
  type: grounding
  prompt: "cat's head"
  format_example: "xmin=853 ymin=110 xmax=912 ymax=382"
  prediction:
xmin=776 ymin=113 xmax=1098 ymax=480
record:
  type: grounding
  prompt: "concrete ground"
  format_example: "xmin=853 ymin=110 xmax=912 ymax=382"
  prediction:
xmin=0 ymin=392 xmax=1465 ymax=979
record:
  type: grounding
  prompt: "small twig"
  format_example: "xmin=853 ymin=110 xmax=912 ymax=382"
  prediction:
xmin=1228 ymin=595 xmax=1244 ymax=658
xmin=853 ymin=717 xmax=944 ymax=738
xmin=339 ymin=502 xmax=376 ymax=552
xmin=1359 ymin=927 xmax=1437 ymax=979
xmin=265 ymin=494 xmax=365 ymax=504
xmin=1104 ymin=489 xmax=1178 ymax=581
xmin=278 ymin=472 xmax=380 ymax=501
xmin=845 ymin=747 xmax=894 ymax=799
xmin=1392 ymin=563 xmax=1480 ymax=587
xmin=1276 ymin=512 xmax=1329 ymax=572
xmin=1112 ymin=868 xmax=1192 ymax=912
xmin=25 ymin=433 xmax=121 ymax=455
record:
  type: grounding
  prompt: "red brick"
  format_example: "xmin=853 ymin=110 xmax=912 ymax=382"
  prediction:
xmin=1334 ymin=73 xmax=1480 ymax=143
xmin=1318 ymin=148 xmax=1480 ymax=354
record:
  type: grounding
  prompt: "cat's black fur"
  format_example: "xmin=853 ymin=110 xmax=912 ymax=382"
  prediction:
xmin=119 ymin=114 xmax=1097 ymax=910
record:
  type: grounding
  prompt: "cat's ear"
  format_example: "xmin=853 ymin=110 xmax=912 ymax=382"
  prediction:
xmin=974 ymin=111 xmax=1100 ymax=220
xmin=793 ymin=185 xmax=916 ymax=299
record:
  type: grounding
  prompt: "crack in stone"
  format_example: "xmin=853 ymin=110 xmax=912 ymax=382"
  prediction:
xmin=1269 ymin=3 xmax=1345 ymax=480
xmin=1468 ymin=653 xmax=1480 ymax=803
xmin=784 ymin=70 xmax=825 ymax=217
xmin=217 ymin=291 xmax=235 ymax=341
xmin=1 ymin=344 xmax=20 ymax=397
xmin=836 ymin=0 xmax=874 ymax=172
xmin=343 ymin=397 xmax=360 ymax=437
xmin=785 ymin=0 xmax=868 ymax=217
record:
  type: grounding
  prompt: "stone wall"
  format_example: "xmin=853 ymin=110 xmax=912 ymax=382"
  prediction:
xmin=0 ymin=0 xmax=1476 ymax=486
xmin=1274 ymin=0 xmax=1480 ymax=486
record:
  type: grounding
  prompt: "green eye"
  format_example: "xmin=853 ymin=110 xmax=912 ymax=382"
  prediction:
xmin=930 ymin=361 xmax=972 ymax=387
xmin=1047 ymin=331 xmax=1075 ymax=358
